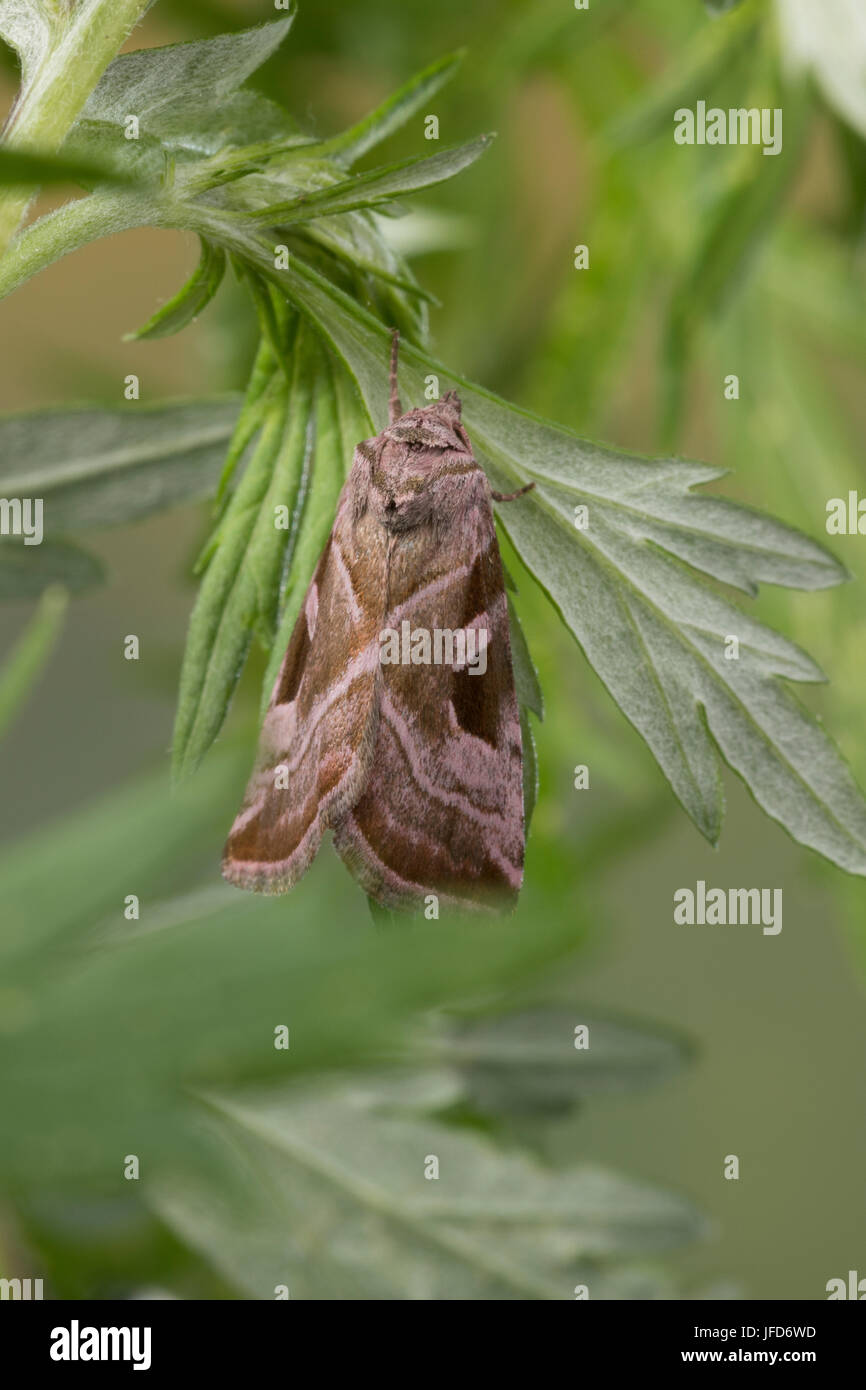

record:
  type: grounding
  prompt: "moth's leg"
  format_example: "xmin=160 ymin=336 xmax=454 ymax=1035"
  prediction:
xmin=491 ymin=481 xmax=535 ymax=502
xmin=389 ymin=327 xmax=402 ymax=424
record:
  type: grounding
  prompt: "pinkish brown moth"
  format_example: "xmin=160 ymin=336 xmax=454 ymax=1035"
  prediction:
xmin=223 ymin=332 xmax=533 ymax=912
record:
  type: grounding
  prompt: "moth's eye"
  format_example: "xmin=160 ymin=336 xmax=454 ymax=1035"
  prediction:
xmin=385 ymin=497 xmax=397 ymax=513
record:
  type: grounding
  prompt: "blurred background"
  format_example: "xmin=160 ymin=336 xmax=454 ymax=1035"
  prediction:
xmin=1 ymin=0 xmax=865 ymax=1299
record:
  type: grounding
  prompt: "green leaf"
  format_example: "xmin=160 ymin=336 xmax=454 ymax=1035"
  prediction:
xmin=126 ymin=237 xmax=225 ymax=339
xmin=0 ymin=538 xmax=103 ymax=597
xmin=484 ymin=477 xmax=866 ymax=881
xmin=78 ymin=16 xmax=294 ymax=146
xmin=62 ymin=16 xmax=297 ymax=184
xmin=172 ymin=331 xmax=315 ymax=782
xmin=0 ymin=585 xmax=66 ymax=738
xmin=438 ymin=1009 xmax=689 ymax=1116
xmin=0 ymin=145 xmax=137 ymax=187
xmin=299 ymin=208 xmax=438 ymax=345
xmin=0 ymin=1 xmax=155 ymax=258
xmin=172 ymin=404 xmax=284 ymax=781
xmin=190 ymin=90 xmax=297 ymax=153
xmin=213 ymin=339 xmax=281 ymax=509
xmin=257 ymin=354 xmax=359 ymax=713
xmin=150 ymin=1079 xmax=704 ymax=1300
xmin=313 ymin=50 xmax=467 ymax=167
xmin=508 ymin=598 xmax=543 ymax=720
xmin=273 ymin=257 xmax=866 ymax=876
xmin=0 ymin=397 xmax=241 ymax=529
xmin=662 ymin=83 xmax=810 ymax=443
xmin=232 ymin=259 xmax=294 ymax=373
xmin=0 ymin=2 xmax=54 ymax=86
xmin=508 ymin=599 xmax=543 ymax=832
xmin=520 ymin=706 xmax=538 ymax=834
xmin=308 ymin=225 xmax=438 ymax=306
xmin=245 ymin=135 xmax=495 ymax=225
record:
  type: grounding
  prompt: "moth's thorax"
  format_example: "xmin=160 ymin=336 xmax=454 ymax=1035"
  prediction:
xmin=367 ymin=393 xmax=477 ymax=532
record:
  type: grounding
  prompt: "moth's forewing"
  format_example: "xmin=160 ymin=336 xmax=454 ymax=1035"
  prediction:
xmin=222 ymin=451 xmax=386 ymax=893
xmin=224 ymin=394 xmax=526 ymax=911
xmin=332 ymin=463 xmax=524 ymax=911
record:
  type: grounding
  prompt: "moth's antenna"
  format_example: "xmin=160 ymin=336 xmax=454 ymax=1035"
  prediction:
xmin=389 ymin=327 xmax=402 ymax=424
xmin=492 ymin=482 xmax=535 ymax=502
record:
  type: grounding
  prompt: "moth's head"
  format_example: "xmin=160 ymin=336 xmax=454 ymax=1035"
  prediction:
xmin=385 ymin=390 xmax=467 ymax=453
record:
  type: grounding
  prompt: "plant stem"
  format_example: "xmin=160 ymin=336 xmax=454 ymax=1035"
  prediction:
xmin=0 ymin=190 xmax=273 ymax=308
xmin=0 ymin=190 xmax=157 ymax=301
xmin=0 ymin=0 xmax=153 ymax=258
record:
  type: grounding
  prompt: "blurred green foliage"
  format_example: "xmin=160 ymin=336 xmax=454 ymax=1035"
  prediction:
xmin=1 ymin=0 xmax=865 ymax=1300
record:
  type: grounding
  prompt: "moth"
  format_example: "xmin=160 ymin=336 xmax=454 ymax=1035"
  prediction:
xmin=223 ymin=332 xmax=533 ymax=912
